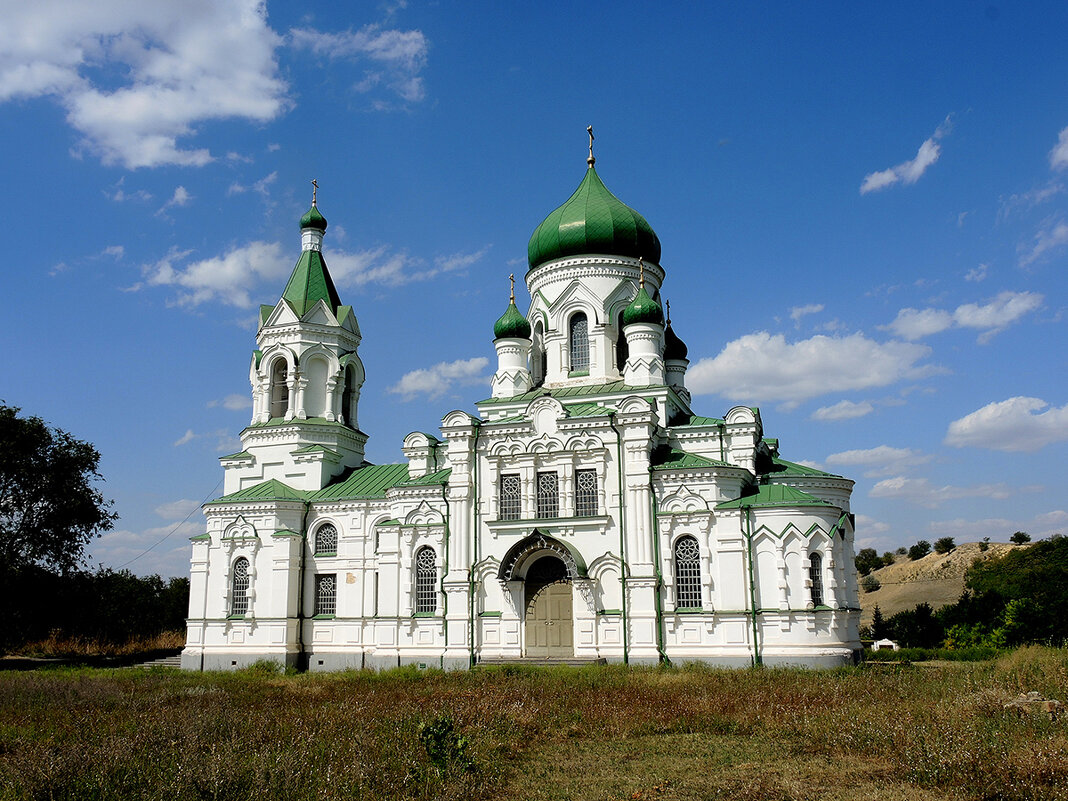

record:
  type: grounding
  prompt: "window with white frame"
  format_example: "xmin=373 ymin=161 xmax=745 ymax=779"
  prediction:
xmin=230 ymin=557 xmax=250 ymax=617
xmin=809 ymin=552 xmax=824 ymax=607
xmin=575 ymin=469 xmax=598 ymax=516
xmin=315 ymin=523 xmax=337 ymax=554
xmin=674 ymin=537 xmax=702 ymax=609
xmin=569 ymin=312 xmax=589 ymax=372
xmin=499 ymin=473 xmax=521 ymax=520
xmin=269 ymin=360 xmax=289 ymax=419
xmin=415 ymin=547 xmax=437 ymax=613
xmin=315 ymin=573 xmax=336 ymax=616
xmin=536 ymin=471 xmax=558 ymax=519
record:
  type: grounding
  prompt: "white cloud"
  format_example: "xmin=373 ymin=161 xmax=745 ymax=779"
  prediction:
xmin=945 ymin=397 xmax=1068 ymax=452
xmin=0 ymin=1 xmax=287 ymax=168
xmin=174 ymin=429 xmax=196 ymax=446
xmin=228 ymin=171 xmax=277 ymax=197
xmin=789 ymin=303 xmax=823 ymax=326
xmin=811 ymin=399 xmax=875 ymax=422
xmin=289 ymin=24 xmax=428 ymax=104
xmin=964 ymin=263 xmax=987 ymax=282
xmin=101 ymin=245 xmax=124 ymax=259
xmin=154 ymin=499 xmax=204 ymax=520
xmin=89 ymin=522 xmax=199 ymax=578
xmin=826 ymin=445 xmax=931 ymax=478
xmin=930 ymin=509 xmax=1068 ymax=542
xmin=854 ymin=514 xmax=890 ymax=536
xmin=207 ymin=394 xmax=252 ymax=411
xmin=329 ymin=244 xmax=490 ymax=288
xmin=687 ymin=332 xmax=934 ymax=407
xmin=860 ymin=117 xmax=952 ymax=194
xmin=157 ymin=185 xmax=192 ymax=215
xmin=869 ymin=476 xmax=1012 ymax=508
xmin=1020 ymin=219 xmax=1068 ymax=267
xmin=885 ymin=291 xmax=1043 ymax=343
xmin=1051 ymin=126 xmax=1068 ymax=171
xmin=144 ymin=241 xmax=289 ymax=308
xmin=388 ymin=357 xmax=489 ymax=400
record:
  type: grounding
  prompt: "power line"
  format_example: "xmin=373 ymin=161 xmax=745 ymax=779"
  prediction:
xmin=117 ymin=477 xmax=222 ymax=569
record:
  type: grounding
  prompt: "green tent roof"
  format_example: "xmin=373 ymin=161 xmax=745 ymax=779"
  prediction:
xmin=716 ymin=483 xmax=830 ymax=510
xmin=528 ymin=166 xmax=661 ymax=269
xmin=209 ymin=479 xmax=308 ymax=505
xmin=281 ymin=249 xmax=343 ymax=317
xmin=766 ymin=457 xmax=843 ymax=479
xmin=651 ymin=446 xmax=729 ymax=470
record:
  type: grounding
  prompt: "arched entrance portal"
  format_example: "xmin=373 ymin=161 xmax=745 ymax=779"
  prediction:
xmin=524 ymin=556 xmax=573 ymax=658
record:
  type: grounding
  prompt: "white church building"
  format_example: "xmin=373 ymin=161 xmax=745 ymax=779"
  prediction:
xmin=181 ymin=139 xmax=862 ymax=671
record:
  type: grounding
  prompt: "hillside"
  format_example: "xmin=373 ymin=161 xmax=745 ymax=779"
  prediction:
xmin=858 ymin=541 xmax=1026 ymax=628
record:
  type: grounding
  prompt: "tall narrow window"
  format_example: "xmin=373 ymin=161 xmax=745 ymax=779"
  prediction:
xmin=315 ymin=523 xmax=337 ymax=555
xmin=674 ymin=537 xmax=702 ymax=608
xmin=616 ymin=310 xmax=629 ymax=373
xmin=230 ymin=557 xmax=250 ymax=617
xmin=536 ymin=471 xmax=558 ymax=519
xmin=499 ymin=473 xmax=521 ymax=520
xmin=809 ymin=552 xmax=824 ymax=607
xmin=415 ymin=547 xmax=437 ymax=613
xmin=270 ymin=360 xmax=289 ymax=419
xmin=532 ymin=322 xmax=546 ymax=386
xmin=315 ymin=573 xmax=336 ymax=616
xmin=575 ymin=469 xmax=598 ymax=517
xmin=569 ymin=312 xmax=589 ymax=372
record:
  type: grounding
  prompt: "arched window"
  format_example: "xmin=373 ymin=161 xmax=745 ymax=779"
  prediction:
xmin=231 ymin=557 xmax=250 ymax=617
xmin=415 ymin=546 xmax=437 ymax=613
xmin=532 ymin=321 xmax=546 ymax=386
xmin=342 ymin=365 xmax=358 ymax=425
xmin=616 ymin=310 xmax=629 ymax=373
xmin=809 ymin=552 xmax=824 ymax=607
xmin=315 ymin=573 xmax=336 ymax=616
xmin=269 ymin=360 xmax=289 ymax=419
xmin=315 ymin=523 xmax=337 ymax=555
xmin=674 ymin=536 xmax=701 ymax=609
xmin=569 ymin=312 xmax=589 ymax=373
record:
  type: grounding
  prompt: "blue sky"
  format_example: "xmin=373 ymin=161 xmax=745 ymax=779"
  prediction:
xmin=1 ymin=1 xmax=1065 ymax=578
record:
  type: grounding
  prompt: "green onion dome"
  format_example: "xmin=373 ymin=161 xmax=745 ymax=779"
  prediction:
xmin=622 ymin=285 xmax=664 ymax=327
xmin=300 ymin=203 xmax=328 ymax=232
xmin=527 ymin=166 xmax=661 ymax=269
xmin=493 ymin=301 xmax=531 ymax=339
xmin=664 ymin=321 xmax=688 ymax=360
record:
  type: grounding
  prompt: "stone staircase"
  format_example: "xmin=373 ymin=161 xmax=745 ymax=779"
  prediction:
xmin=136 ymin=651 xmax=183 ymax=669
xmin=476 ymin=657 xmax=607 ymax=668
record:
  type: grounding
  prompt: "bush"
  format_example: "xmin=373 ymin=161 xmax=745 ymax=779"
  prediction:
xmin=861 ymin=574 xmax=881 ymax=593
xmin=908 ymin=540 xmax=931 ymax=560
xmin=979 ymin=537 xmax=990 ymax=552
xmin=934 ymin=537 xmax=955 ymax=555
xmin=855 ymin=548 xmax=883 ymax=576
xmin=1010 ymin=531 xmax=1031 ymax=544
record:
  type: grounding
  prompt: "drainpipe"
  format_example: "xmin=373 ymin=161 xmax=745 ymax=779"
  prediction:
xmin=610 ymin=415 xmax=629 ymax=665
xmin=440 ymin=480 xmax=450 ymax=669
xmin=296 ymin=500 xmax=310 ymax=672
xmin=743 ymin=505 xmax=762 ymax=667
xmin=717 ymin=422 xmax=727 ymax=463
xmin=648 ymin=479 xmax=668 ymax=664
xmin=468 ymin=422 xmax=481 ymax=669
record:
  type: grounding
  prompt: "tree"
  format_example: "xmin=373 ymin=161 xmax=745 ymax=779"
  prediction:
xmin=908 ymin=540 xmax=931 ymax=560
xmin=0 ymin=404 xmax=117 ymax=574
xmin=855 ymin=547 xmax=883 ymax=576
xmin=861 ymin=574 xmax=881 ymax=593
xmin=1010 ymin=531 xmax=1031 ymax=545
xmin=934 ymin=537 xmax=956 ymax=555
xmin=871 ymin=605 xmax=886 ymax=640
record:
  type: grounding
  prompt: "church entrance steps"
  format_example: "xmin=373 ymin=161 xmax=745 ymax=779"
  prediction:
xmin=135 ymin=652 xmax=183 ymax=669
xmin=476 ymin=657 xmax=607 ymax=668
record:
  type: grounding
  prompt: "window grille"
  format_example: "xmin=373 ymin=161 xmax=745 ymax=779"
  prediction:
xmin=536 ymin=471 xmax=558 ymax=519
xmin=616 ymin=311 xmax=629 ymax=372
xmin=315 ymin=573 xmax=336 ymax=616
xmin=569 ymin=313 xmax=589 ymax=372
xmin=674 ymin=537 xmax=702 ymax=608
xmin=809 ymin=552 xmax=824 ymax=607
xmin=231 ymin=557 xmax=250 ymax=617
xmin=499 ymin=473 xmax=521 ymax=520
xmin=415 ymin=547 xmax=437 ymax=613
xmin=270 ymin=361 xmax=289 ymax=418
xmin=315 ymin=523 xmax=337 ymax=554
xmin=575 ymin=469 xmax=598 ymax=517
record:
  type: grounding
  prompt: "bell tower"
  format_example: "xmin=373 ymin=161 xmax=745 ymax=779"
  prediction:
xmin=220 ymin=184 xmax=367 ymax=494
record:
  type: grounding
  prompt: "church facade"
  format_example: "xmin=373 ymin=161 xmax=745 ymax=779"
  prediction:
xmin=181 ymin=144 xmax=862 ymax=671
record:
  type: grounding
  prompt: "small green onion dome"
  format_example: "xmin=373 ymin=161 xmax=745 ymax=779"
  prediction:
xmin=300 ymin=204 xmax=328 ymax=232
xmin=528 ymin=166 xmax=661 ymax=269
xmin=622 ymin=285 xmax=664 ymax=327
xmin=664 ymin=321 xmax=688 ymax=360
xmin=493 ymin=301 xmax=531 ymax=339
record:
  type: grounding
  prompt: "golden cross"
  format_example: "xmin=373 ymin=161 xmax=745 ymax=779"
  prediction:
xmin=311 ymin=178 xmax=318 ymax=206
xmin=666 ymin=298 xmax=671 ymax=325
xmin=587 ymin=125 xmax=595 ymax=166
xmin=639 ymin=256 xmax=645 ymax=287
xmin=509 ymin=273 xmax=515 ymax=302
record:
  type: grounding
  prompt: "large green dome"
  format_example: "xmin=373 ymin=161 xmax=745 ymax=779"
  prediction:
xmin=527 ymin=166 xmax=661 ymax=269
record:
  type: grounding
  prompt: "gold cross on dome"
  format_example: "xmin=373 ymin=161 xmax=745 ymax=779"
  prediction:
xmin=587 ymin=125 xmax=595 ymax=166
xmin=666 ymin=298 xmax=672 ymax=325
xmin=311 ymin=179 xmax=319 ymax=206
xmin=639 ymin=256 xmax=645 ymax=287
xmin=509 ymin=273 xmax=515 ymax=302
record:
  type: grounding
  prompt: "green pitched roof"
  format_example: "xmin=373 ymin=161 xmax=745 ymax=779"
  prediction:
xmin=528 ymin=166 xmax=661 ymax=269
xmin=766 ymin=457 xmax=843 ymax=478
xmin=564 ymin=402 xmax=613 ymax=418
xmin=651 ymin=446 xmax=728 ymax=470
xmin=493 ymin=300 xmax=532 ymax=339
xmin=312 ymin=463 xmax=412 ymax=501
xmin=397 ymin=468 xmax=452 ymax=487
xmin=281 ymin=249 xmax=343 ymax=317
xmin=672 ymin=414 xmax=725 ymax=428
xmin=479 ymin=379 xmax=636 ymax=405
xmin=209 ymin=479 xmax=308 ymax=505
xmin=716 ymin=483 xmax=830 ymax=510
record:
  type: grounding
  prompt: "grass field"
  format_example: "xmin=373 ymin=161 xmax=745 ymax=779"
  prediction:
xmin=1 ymin=647 xmax=1066 ymax=800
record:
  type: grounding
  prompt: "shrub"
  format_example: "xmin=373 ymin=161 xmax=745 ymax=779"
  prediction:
xmin=855 ymin=548 xmax=883 ymax=576
xmin=979 ymin=537 xmax=990 ymax=552
xmin=934 ymin=537 xmax=955 ymax=555
xmin=908 ymin=540 xmax=931 ymax=560
xmin=1010 ymin=531 xmax=1031 ymax=544
xmin=861 ymin=574 xmax=881 ymax=593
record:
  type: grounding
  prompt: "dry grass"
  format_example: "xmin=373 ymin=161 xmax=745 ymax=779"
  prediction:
xmin=0 ymin=649 xmax=1065 ymax=800
xmin=13 ymin=630 xmax=186 ymax=658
